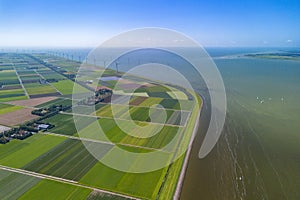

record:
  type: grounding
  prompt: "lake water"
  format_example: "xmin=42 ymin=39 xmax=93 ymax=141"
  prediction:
xmin=180 ymin=48 xmax=300 ymax=200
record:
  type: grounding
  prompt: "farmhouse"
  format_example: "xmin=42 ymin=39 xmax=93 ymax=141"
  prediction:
xmin=37 ymin=124 xmax=50 ymax=130
xmin=11 ymin=130 xmax=33 ymax=140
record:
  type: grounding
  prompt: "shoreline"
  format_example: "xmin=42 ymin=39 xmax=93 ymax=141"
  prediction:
xmin=173 ymin=99 xmax=203 ymax=200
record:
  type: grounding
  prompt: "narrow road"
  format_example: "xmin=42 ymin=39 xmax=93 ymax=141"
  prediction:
xmin=61 ymin=111 xmax=186 ymax=128
xmin=12 ymin=63 xmax=30 ymax=98
xmin=34 ymin=69 xmax=63 ymax=95
xmin=42 ymin=131 xmax=172 ymax=153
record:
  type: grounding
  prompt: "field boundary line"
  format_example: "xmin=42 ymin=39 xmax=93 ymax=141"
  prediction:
xmin=73 ymin=102 xmax=192 ymax=112
xmin=41 ymin=131 xmax=174 ymax=153
xmin=34 ymin=69 xmax=63 ymax=95
xmin=0 ymin=165 xmax=139 ymax=200
xmin=11 ymin=63 xmax=30 ymax=98
xmin=60 ymin=111 xmax=187 ymax=128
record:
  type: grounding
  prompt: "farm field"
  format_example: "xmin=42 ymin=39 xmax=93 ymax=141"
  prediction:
xmin=42 ymin=113 xmax=94 ymax=135
xmin=52 ymin=79 xmax=89 ymax=95
xmin=0 ymin=103 xmax=23 ymax=115
xmin=23 ymin=139 xmax=101 ymax=181
xmin=0 ymin=134 xmax=65 ymax=168
xmin=0 ymin=53 xmax=202 ymax=200
xmin=77 ymin=118 xmax=183 ymax=150
xmin=0 ymin=89 xmax=27 ymax=102
xmin=19 ymin=180 xmax=92 ymax=200
xmin=8 ymin=97 xmax=57 ymax=107
xmin=0 ymin=107 xmax=38 ymax=126
xmin=36 ymin=97 xmax=73 ymax=108
xmin=37 ymin=69 xmax=66 ymax=80
xmin=23 ymin=83 xmax=59 ymax=96
xmin=0 ymin=70 xmax=19 ymax=81
xmin=0 ymin=169 xmax=40 ymax=200
xmin=94 ymin=102 xmax=190 ymax=126
xmin=80 ymin=160 xmax=168 ymax=199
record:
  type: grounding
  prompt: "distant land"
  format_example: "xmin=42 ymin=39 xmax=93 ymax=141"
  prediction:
xmin=246 ymin=51 xmax=300 ymax=60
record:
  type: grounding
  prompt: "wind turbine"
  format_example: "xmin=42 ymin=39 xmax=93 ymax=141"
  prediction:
xmin=115 ymin=61 xmax=119 ymax=74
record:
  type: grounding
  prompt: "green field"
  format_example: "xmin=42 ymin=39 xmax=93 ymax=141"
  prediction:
xmin=0 ymin=103 xmax=23 ymax=115
xmin=94 ymin=103 xmax=184 ymax=125
xmin=23 ymin=139 xmax=101 ymax=181
xmin=20 ymin=180 xmax=91 ymax=200
xmin=77 ymin=118 xmax=183 ymax=150
xmin=19 ymin=75 xmax=41 ymax=81
xmin=17 ymin=70 xmax=36 ymax=75
xmin=0 ymin=170 xmax=40 ymax=200
xmin=36 ymin=98 xmax=73 ymax=108
xmin=0 ymin=134 xmax=65 ymax=168
xmin=0 ymin=70 xmax=18 ymax=80
xmin=38 ymin=70 xmax=66 ymax=80
xmin=42 ymin=113 xmax=94 ymax=135
xmin=138 ymin=97 xmax=163 ymax=107
xmin=52 ymin=79 xmax=89 ymax=95
xmin=0 ymin=89 xmax=27 ymax=102
xmin=0 ymin=95 xmax=28 ymax=102
xmin=80 ymin=145 xmax=171 ymax=199
xmin=23 ymin=83 xmax=58 ymax=95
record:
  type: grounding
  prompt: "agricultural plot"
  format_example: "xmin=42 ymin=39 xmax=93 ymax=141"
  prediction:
xmin=0 ymin=68 xmax=27 ymax=101
xmin=129 ymin=96 xmax=148 ymax=106
xmin=0 ymin=170 xmax=41 ymax=200
xmin=0 ymin=70 xmax=19 ymax=81
xmin=137 ymin=97 xmax=162 ymax=107
xmin=87 ymin=191 xmax=129 ymax=200
xmin=80 ymin=145 xmax=172 ymax=200
xmin=37 ymin=70 xmax=66 ymax=80
xmin=95 ymin=104 xmax=127 ymax=118
xmin=0 ymin=93 xmax=27 ymax=102
xmin=36 ymin=98 xmax=72 ymax=108
xmin=78 ymin=118 xmax=183 ymax=150
xmin=8 ymin=97 xmax=57 ymax=107
xmin=166 ymin=90 xmax=188 ymax=100
xmin=23 ymin=82 xmax=60 ymax=97
xmin=112 ymin=90 xmax=149 ymax=97
xmin=0 ymin=89 xmax=27 ymax=102
xmin=23 ymin=139 xmax=104 ymax=181
xmin=0 ymin=103 xmax=23 ymax=115
xmin=0 ymin=134 xmax=65 ymax=168
xmin=52 ymin=79 xmax=89 ymax=95
xmin=42 ymin=113 xmax=94 ymax=135
xmin=0 ymin=65 xmax=13 ymax=70
xmin=19 ymin=75 xmax=41 ymax=83
xmin=94 ymin=103 xmax=186 ymax=126
xmin=17 ymin=70 xmax=36 ymax=76
xmin=0 ymin=108 xmax=38 ymax=126
xmin=19 ymin=180 xmax=92 ymax=200
xmin=0 ymin=84 xmax=22 ymax=90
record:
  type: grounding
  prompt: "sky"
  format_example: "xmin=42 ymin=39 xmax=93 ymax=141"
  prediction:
xmin=0 ymin=0 xmax=299 ymax=47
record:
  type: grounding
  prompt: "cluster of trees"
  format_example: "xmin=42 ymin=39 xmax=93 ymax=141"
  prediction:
xmin=78 ymin=89 xmax=112 ymax=106
xmin=0 ymin=120 xmax=56 ymax=144
xmin=0 ymin=135 xmax=9 ymax=144
xmin=0 ymin=126 xmax=35 ymax=143
xmin=45 ymin=78 xmax=59 ymax=83
xmin=32 ymin=104 xmax=71 ymax=116
xmin=26 ymin=66 xmax=38 ymax=70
